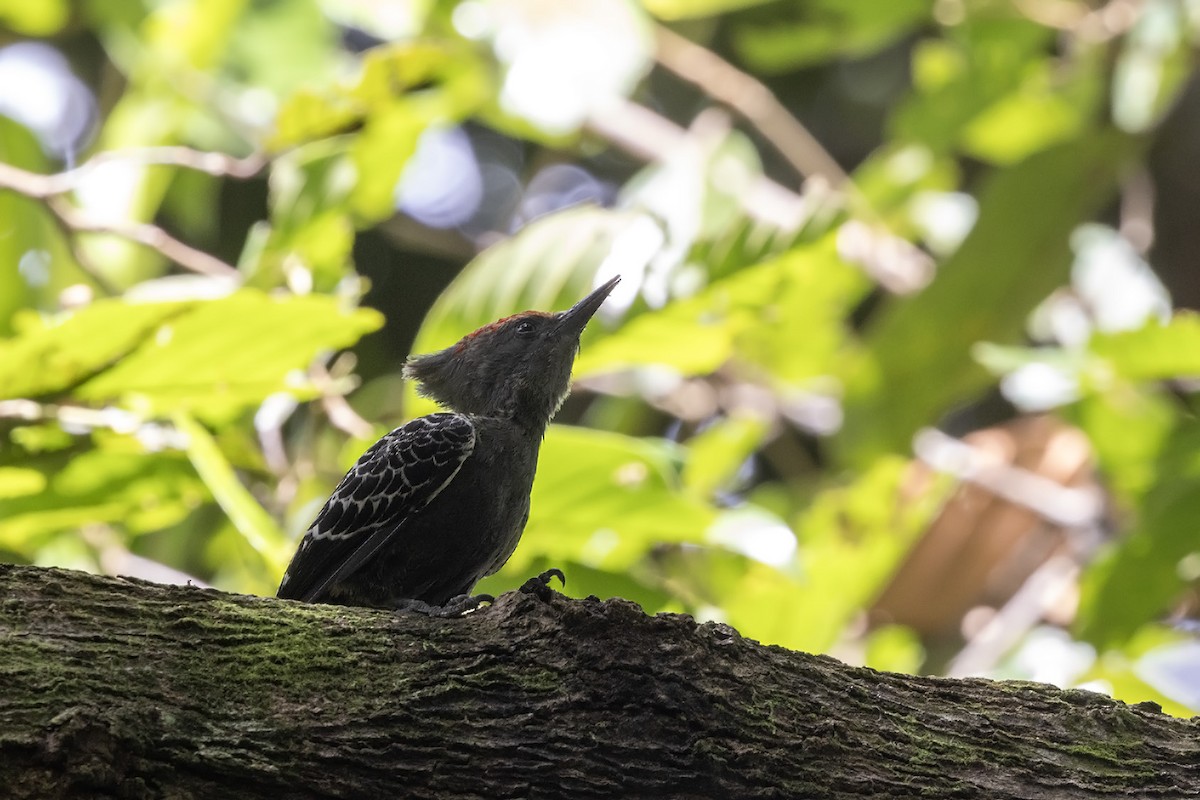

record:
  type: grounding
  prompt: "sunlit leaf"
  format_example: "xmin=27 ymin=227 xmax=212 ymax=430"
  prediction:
xmin=268 ymin=41 xmax=488 ymax=151
xmin=576 ymin=233 xmax=867 ymax=381
xmin=1068 ymin=388 xmax=1174 ymax=502
xmin=175 ymin=412 xmax=292 ymax=575
xmin=255 ymin=143 xmax=357 ymax=290
xmin=76 ymin=290 xmax=383 ymax=421
xmin=641 ymin=0 xmax=774 ymax=21
xmin=682 ymin=414 xmax=769 ymax=498
xmin=0 ymin=444 xmax=204 ymax=546
xmin=348 ymin=102 xmax=430 ymax=222
xmin=1081 ymin=626 xmax=1199 ymax=718
xmin=490 ymin=424 xmax=713 ymax=577
xmin=780 ymin=457 xmax=945 ymax=652
xmin=226 ymin=0 xmax=340 ymax=94
xmin=0 ymin=118 xmax=79 ymax=334
xmin=0 ymin=467 xmax=47 ymax=499
xmin=1090 ymin=314 xmax=1200 ymax=381
xmin=0 ymin=299 xmax=191 ymax=400
xmin=650 ymin=457 xmax=945 ymax=653
xmin=892 ymin=17 xmax=1056 ymax=154
xmin=961 ymin=88 xmax=1088 ymax=165
xmin=864 ymin=625 xmax=925 ymax=673
xmin=852 ymin=143 xmax=960 ymax=235
xmin=143 ymin=0 xmax=246 ymax=71
xmin=0 ymin=0 xmax=68 ymax=34
xmin=732 ymin=0 xmax=929 ymax=72
xmin=1077 ymin=416 xmax=1200 ymax=649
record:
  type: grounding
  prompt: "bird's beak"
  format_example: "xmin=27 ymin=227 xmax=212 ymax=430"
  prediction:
xmin=556 ymin=275 xmax=621 ymax=338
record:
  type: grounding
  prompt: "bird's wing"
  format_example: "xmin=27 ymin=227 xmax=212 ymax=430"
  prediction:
xmin=277 ymin=413 xmax=476 ymax=602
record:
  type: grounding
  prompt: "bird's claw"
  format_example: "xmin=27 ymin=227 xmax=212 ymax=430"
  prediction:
xmin=434 ymin=592 xmax=494 ymax=617
xmin=519 ymin=568 xmax=566 ymax=599
xmin=392 ymin=593 xmax=493 ymax=618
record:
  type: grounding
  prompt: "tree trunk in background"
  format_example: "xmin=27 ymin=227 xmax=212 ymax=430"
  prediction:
xmin=1 ymin=563 xmax=1197 ymax=799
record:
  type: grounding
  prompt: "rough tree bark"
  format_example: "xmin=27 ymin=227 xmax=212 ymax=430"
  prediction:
xmin=1 ymin=563 xmax=1197 ymax=799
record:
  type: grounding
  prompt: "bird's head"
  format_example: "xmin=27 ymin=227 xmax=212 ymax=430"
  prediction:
xmin=404 ymin=276 xmax=620 ymax=428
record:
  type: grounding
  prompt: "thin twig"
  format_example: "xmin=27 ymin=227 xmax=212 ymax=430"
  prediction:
xmin=585 ymin=99 xmax=813 ymax=231
xmin=39 ymin=196 xmax=123 ymax=296
xmin=628 ymin=30 xmax=936 ymax=292
xmin=912 ymin=427 xmax=1104 ymax=528
xmin=585 ymin=98 xmax=933 ymax=291
xmin=1012 ymin=0 xmax=1145 ymax=41
xmin=0 ymin=148 xmax=263 ymax=200
xmin=654 ymin=26 xmax=850 ymax=189
xmin=43 ymin=147 xmax=267 ymax=195
xmin=945 ymin=554 xmax=1084 ymax=678
xmin=47 ymin=197 xmax=240 ymax=280
xmin=0 ymin=398 xmax=187 ymax=450
xmin=0 ymin=149 xmax=257 ymax=281
xmin=310 ymin=358 xmax=376 ymax=440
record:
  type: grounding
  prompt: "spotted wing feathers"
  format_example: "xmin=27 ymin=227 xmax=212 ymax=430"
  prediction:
xmin=277 ymin=413 xmax=476 ymax=602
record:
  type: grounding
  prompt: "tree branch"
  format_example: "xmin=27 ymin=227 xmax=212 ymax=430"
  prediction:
xmin=3 ymin=563 xmax=1197 ymax=799
xmin=0 ymin=152 xmax=253 ymax=281
xmin=654 ymin=25 xmax=850 ymax=189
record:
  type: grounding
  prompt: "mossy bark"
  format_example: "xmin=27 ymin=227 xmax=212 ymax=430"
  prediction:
xmin=1 ymin=563 xmax=1197 ymax=799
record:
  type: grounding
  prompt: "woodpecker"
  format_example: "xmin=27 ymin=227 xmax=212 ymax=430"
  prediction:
xmin=277 ymin=275 xmax=620 ymax=615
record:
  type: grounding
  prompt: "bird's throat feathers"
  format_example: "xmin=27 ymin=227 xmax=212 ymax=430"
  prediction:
xmin=403 ymin=342 xmax=570 ymax=428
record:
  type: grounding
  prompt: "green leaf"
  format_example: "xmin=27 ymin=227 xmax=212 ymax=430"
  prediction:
xmin=864 ymin=625 xmax=925 ymax=674
xmin=0 ymin=300 xmax=191 ymax=400
xmin=960 ymin=87 xmax=1088 ymax=165
xmin=781 ymin=457 xmax=946 ymax=652
xmin=225 ymin=0 xmax=340 ymax=95
xmin=254 ymin=143 xmax=357 ymax=290
xmin=1080 ymin=626 xmax=1198 ymax=718
xmin=1077 ymin=416 xmax=1200 ymax=649
xmin=838 ymin=131 xmax=1139 ymax=463
xmin=268 ymin=41 xmax=487 ymax=151
xmin=76 ymin=290 xmax=383 ymax=422
xmin=175 ymin=412 xmax=291 ymax=577
xmin=891 ymin=17 xmax=1057 ymax=155
xmin=347 ymin=103 xmax=429 ymax=222
xmin=641 ymin=0 xmax=774 ymax=21
xmin=491 ymin=424 xmax=714 ymax=575
xmin=649 ymin=457 xmax=946 ymax=654
xmin=0 ymin=118 xmax=78 ymax=334
xmin=0 ymin=443 xmax=204 ymax=548
xmin=576 ymin=233 xmax=867 ymax=381
xmin=1068 ymin=389 xmax=1174 ymax=502
xmin=142 ymin=0 xmax=247 ymax=71
xmin=0 ymin=467 xmax=47 ymax=499
xmin=412 ymin=206 xmax=649 ymax=352
xmin=1091 ymin=314 xmax=1200 ymax=381
xmin=0 ymin=0 xmax=68 ymax=34
xmin=682 ymin=415 xmax=769 ymax=498
xmin=733 ymin=0 xmax=929 ymax=72
xmin=852 ymin=144 xmax=960 ymax=234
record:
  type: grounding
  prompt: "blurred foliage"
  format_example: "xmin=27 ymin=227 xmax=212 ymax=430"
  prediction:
xmin=2 ymin=0 xmax=1200 ymax=720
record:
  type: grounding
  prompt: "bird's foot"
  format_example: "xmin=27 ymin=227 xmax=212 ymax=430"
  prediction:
xmin=392 ymin=593 xmax=494 ymax=618
xmin=519 ymin=568 xmax=566 ymax=600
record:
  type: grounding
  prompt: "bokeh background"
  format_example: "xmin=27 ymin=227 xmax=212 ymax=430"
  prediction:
xmin=2 ymin=0 xmax=1199 ymax=716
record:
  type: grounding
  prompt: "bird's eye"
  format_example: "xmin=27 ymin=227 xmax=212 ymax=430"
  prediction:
xmin=515 ymin=320 xmax=536 ymax=336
